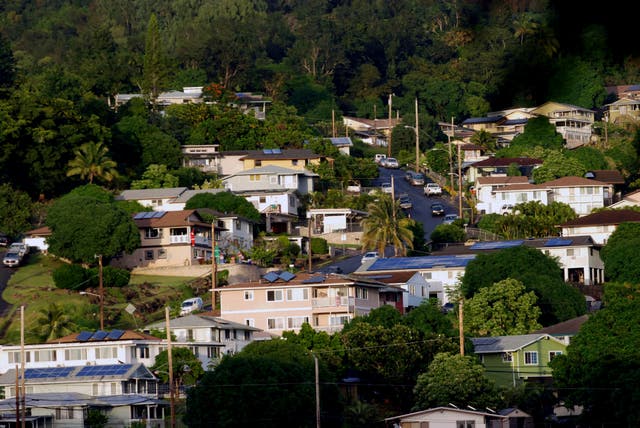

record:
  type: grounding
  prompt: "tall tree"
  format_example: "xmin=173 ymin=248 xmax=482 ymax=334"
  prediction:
xmin=151 ymin=347 xmax=204 ymax=389
xmin=0 ymin=184 xmax=34 ymax=239
xmin=360 ymin=195 xmax=414 ymax=256
xmin=66 ymin=141 xmax=119 ymax=184
xmin=35 ymin=303 xmax=77 ymax=341
xmin=142 ymin=14 xmax=168 ymax=100
xmin=0 ymin=33 xmax=16 ymax=95
xmin=600 ymin=222 xmax=640 ymax=283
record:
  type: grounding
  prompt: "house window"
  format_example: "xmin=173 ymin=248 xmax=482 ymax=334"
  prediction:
xmin=224 ymin=329 xmax=231 ymax=339
xmin=250 ymin=174 xmax=260 ymax=181
xmin=151 ymin=199 xmax=162 ymax=207
xmin=567 ymin=249 xmax=575 ymax=257
xmin=244 ymin=330 xmax=251 ymax=340
xmin=245 ymin=319 xmax=255 ymax=327
xmin=549 ymin=351 xmax=563 ymax=361
xmin=145 ymin=250 xmax=154 ymax=260
xmin=110 ymin=382 xmax=117 ymax=395
xmin=55 ymin=408 xmax=75 ymax=420
xmin=95 ymin=347 xmax=117 ymax=359
xmin=138 ymin=347 xmax=150 ymax=358
xmin=292 ymin=160 xmax=299 ymax=166
xmin=356 ymin=287 xmax=368 ymax=299
xmin=34 ymin=350 xmax=57 ymax=362
xmin=207 ymin=347 xmax=218 ymax=358
xmin=259 ymin=196 xmax=266 ymax=203
xmin=65 ymin=349 xmax=87 ymax=360
xmin=329 ymin=315 xmax=351 ymax=326
xmin=289 ymin=195 xmax=296 ymax=206
xmin=286 ymin=288 xmax=308 ymax=301
xmin=270 ymin=176 xmax=277 ymax=184
xmin=267 ymin=289 xmax=284 ymax=302
xmin=287 ymin=316 xmax=310 ymax=329
xmin=456 ymin=421 xmax=475 ymax=428
xmin=8 ymin=351 xmax=30 ymax=364
xmin=524 ymin=351 xmax=538 ymax=365
xmin=187 ymin=329 xmax=194 ymax=341
xmin=235 ymin=220 xmax=241 ymax=229
xmin=158 ymin=249 xmax=167 ymax=259
xmin=145 ymin=228 xmax=162 ymax=239
xmin=244 ymin=290 xmax=254 ymax=301
xmin=267 ymin=318 xmax=285 ymax=330
xmin=422 ymin=272 xmax=432 ymax=280
xmin=502 ymin=352 xmax=513 ymax=363
xmin=255 ymin=160 xmax=262 ymax=167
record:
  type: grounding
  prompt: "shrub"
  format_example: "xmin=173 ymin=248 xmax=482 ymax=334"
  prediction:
xmin=88 ymin=266 xmax=130 ymax=288
xmin=310 ymin=237 xmax=328 ymax=255
xmin=53 ymin=264 xmax=89 ymax=290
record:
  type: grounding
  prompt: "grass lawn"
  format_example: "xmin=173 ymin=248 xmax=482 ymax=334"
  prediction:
xmin=0 ymin=253 xmax=201 ymax=344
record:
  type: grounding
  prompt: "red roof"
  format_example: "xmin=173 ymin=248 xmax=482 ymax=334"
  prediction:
xmin=543 ymin=176 xmax=609 ymax=187
xmin=559 ymin=209 xmax=640 ymax=227
xmin=471 ymin=157 xmax=543 ymax=167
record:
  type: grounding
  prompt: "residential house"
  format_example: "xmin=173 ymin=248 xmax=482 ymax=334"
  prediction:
xmin=114 ymin=86 xmax=204 ymax=108
xmin=472 ymin=333 xmax=568 ymax=387
xmin=306 ymin=208 xmax=368 ymax=246
xmin=608 ymin=189 xmax=640 ymax=209
xmin=482 ymin=182 xmax=549 ymax=215
xmin=543 ymin=176 xmax=609 ymax=215
xmin=327 ymin=136 xmax=353 ymax=155
xmin=433 ymin=236 xmax=604 ymax=286
xmin=218 ymin=271 xmax=390 ymax=335
xmin=558 ymin=209 xmax=640 ymax=245
xmin=232 ymin=92 xmax=271 ymax=120
xmin=22 ymin=225 xmax=51 ymax=253
xmin=181 ymin=144 xmax=221 ymax=173
xmin=144 ymin=314 xmax=261 ymax=367
xmin=474 ymin=176 xmax=530 ymax=214
xmin=466 ymin=157 xmax=542 ymax=183
xmin=385 ymin=407 xmax=513 ymax=428
xmin=111 ymin=209 xmax=226 ymax=269
xmin=534 ymin=315 xmax=589 ymax=345
xmin=459 ymin=143 xmax=491 ymax=165
xmin=531 ymin=101 xmax=595 ymax=149
xmin=342 ymin=116 xmax=402 ymax=146
xmin=215 ymin=148 xmax=324 ymax=176
xmin=353 ymin=271 xmax=433 ymax=313
xmin=604 ymin=97 xmax=640 ymax=125
xmin=584 ymin=169 xmax=625 ymax=205
xmin=222 ymin=165 xmax=318 ymax=194
xmin=354 ymin=255 xmax=477 ymax=304
xmin=115 ymin=187 xmax=189 ymax=211
xmin=242 ymin=189 xmax=300 ymax=234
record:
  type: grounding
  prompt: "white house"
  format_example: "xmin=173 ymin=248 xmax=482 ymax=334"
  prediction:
xmin=475 ymin=176 xmax=530 ymax=214
xmin=181 ymin=144 xmax=221 ymax=173
xmin=543 ymin=176 xmax=609 ymax=216
xmin=354 ymin=271 xmax=432 ymax=312
xmin=385 ymin=406 xmax=510 ymax=428
xmin=559 ymin=209 xmax=640 ymax=245
xmin=222 ymin=165 xmax=318 ymax=194
xmin=115 ymin=187 xmax=189 ymax=211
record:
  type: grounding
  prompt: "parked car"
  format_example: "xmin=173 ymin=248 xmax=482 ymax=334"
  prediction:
xmin=404 ymin=171 xmax=415 ymax=181
xmin=431 ymin=203 xmax=445 ymax=216
xmin=3 ymin=252 xmax=21 ymax=268
xmin=374 ymin=154 xmax=387 ymax=164
xmin=180 ymin=297 xmax=204 ymax=316
xmin=361 ymin=251 xmax=380 ymax=264
xmin=381 ymin=182 xmax=393 ymax=193
xmin=409 ymin=173 xmax=425 ymax=186
xmin=384 ymin=157 xmax=400 ymax=168
xmin=424 ymin=183 xmax=443 ymax=196
xmin=501 ymin=204 xmax=516 ymax=215
xmin=346 ymin=180 xmax=361 ymax=193
xmin=399 ymin=195 xmax=413 ymax=210
xmin=9 ymin=243 xmax=28 ymax=258
xmin=442 ymin=214 xmax=459 ymax=224
xmin=0 ymin=234 xmax=8 ymax=247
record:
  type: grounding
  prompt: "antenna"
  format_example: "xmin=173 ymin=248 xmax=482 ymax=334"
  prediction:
xmin=448 ymin=403 xmax=458 ymax=409
xmin=467 ymin=405 xmax=477 ymax=411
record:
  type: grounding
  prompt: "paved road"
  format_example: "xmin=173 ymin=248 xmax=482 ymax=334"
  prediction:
xmin=0 ymin=260 xmax=14 ymax=317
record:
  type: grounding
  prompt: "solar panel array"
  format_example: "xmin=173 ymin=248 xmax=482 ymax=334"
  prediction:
xmin=25 ymin=367 xmax=74 ymax=379
xmin=367 ymin=255 xmax=477 ymax=271
xmin=278 ymin=271 xmax=296 ymax=282
xmin=469 ymin=240 xmax=524 ymax=251
xmin=544 ymin=238 xmax=573 ymax=247
xmin=76 ymin=364 xmax=132 ymax=377
xmin=302 ymin=275 xmax=326 ymax=284
xmin=262 ymin=271 xmax=297 ymax=283
xmin=107 ymin=329 xmax=125 ymax=340
xmin=133 ymin=211 xmax=166 ymax=220
xmin=263 ymin=272 xmax=279 ymax=283
xmin=263 ymin=148 xmax=282 ymax=154
xmin=76 ymin=330 xmax=126 ymax=342
xmin=76 ymin=331 xmax=93 ymax=341
xmin=92 ymin=331 xmax=108 ymax=341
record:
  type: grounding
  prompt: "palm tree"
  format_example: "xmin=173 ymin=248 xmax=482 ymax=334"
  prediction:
xmin=67 ymin=141 xmax=119 ymax=184
xmin=35 ymin=303 xmax=76 ymax=341
xmin=513 ymin=14 xmax=539 ymax=45
xmin=361 ymin=195 xmax=414 ymax=257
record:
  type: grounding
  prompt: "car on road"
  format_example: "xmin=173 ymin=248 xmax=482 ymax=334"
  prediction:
xmin=180 ymin=297 xmax=203 ymax=316
xmin=9 ymin=242 xmax=28 ymax=258
xmin=3 ymin=252 xmax=21 ymax=268
xmin=384 ymin=157 xmax=400 ymax=168
xmin=442 ymin=214 xmax=459 ymax=224
xmin=361 ymin=251 xmax=380 ymax=264
xmin=409 ymin=173 xmax=425 ymax=186
xmin=399 ymin=195 xmax=413 ymax=210
xmin=424 ymin=183 xmax=443 ymax=196
xmin=404 ymin=171 xmax=414 ymax=181
xmin=381 ymin=182 xmax=393 ymax=193
xmin=431 ymin=203 xmax=445 ymax=216
xmin=374 ymin=154 xmax=387 ymax=164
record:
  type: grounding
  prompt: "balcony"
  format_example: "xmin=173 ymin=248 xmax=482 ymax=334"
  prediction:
xmin=312 ymin=296 xmax=354 ymax=309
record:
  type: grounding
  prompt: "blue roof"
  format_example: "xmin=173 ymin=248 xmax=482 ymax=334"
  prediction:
xmin=366 ymin=255 xmax=476 ymax=271
xmin=76 ymin=364 xmax=133 ymax=377
xmin=470 ymin=240 xmax=524 ymax=250
xmin=462 ymin=116 xmax=503 ymax=125
xmin=25 ymin=367 xmax=74 ymax=379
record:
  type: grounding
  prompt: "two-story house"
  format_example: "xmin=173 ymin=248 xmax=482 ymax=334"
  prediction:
xmin=343 ymin=116 xmax=403 ymax=147
xmin=467 ymin=157 xmax=543 ymax=183
xmin=217 ymin=148 xmax=323 ymax=176
xmin=531 ymin=101 xmax=595 ymax=149
xmin=181 ymin=144 xmax=221 ymax=173
xmin=218 ymin=272 xmax=390 ymax=335
xmin=472 ymin=333 xmax=568 ymax=388
xmin=543 ymin=176 xmax=609 ymax=216
xmin=477 ymin=180 xmax=549 ymax=215
xmin=558 ymin=209 xmax=640 ymax=245
xmin=222 ymin=165 xmax=318 ymax=195
xmin=353 ymin=271 xmax=432 ymax=313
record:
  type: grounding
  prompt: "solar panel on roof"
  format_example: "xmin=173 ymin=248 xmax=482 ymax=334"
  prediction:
xmin=272 ymin=148 xmax=282 ymax=154
xmin=91 ymin=330 xmax=108 ymax=341
xmin=263 ymin=272 xmax=279 ymax=283
xmin=144 ymin=211 xmax=156 ymax=219
xmin=279 ymin=271 xmax=296 ymax=282
xmin=25 ymin=367 xmax=74 ymax=379
xmin=263 ymin=149 xmax=273 ymax=154
xmin=77 ymin=331 xmax=93 ymax=341
xmin=152 ymin=211 xmax=166 ymax=218
xmin=133 ymin=212 xmax=146 ymax=220
xmin=302 ymin=276 xmax=325 ymax=284
xmin=107 ymin=329 xmax=125 ymax=340
xmin=76 ymin=364 xmax=132 ymax=377
xmin=544 ymin=238 xmax=573 ymax=247
xmin=470 ymin=240 xmax=524 ymax=250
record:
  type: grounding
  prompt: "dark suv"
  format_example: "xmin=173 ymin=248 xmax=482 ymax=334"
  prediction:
xmin=431 ymin=203 xmax=445 ymax=216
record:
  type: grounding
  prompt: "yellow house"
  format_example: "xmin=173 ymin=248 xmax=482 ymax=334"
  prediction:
xmin=241 ymin=148 xmax=322 ymax=171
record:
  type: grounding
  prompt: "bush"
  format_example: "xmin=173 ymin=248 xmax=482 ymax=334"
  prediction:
xmin=310 ymin=237 xmax=328 ymax=255
xmin=88 ymin=266 xmax=130 ymax=288
xmin=53 ymin=264 xmax=89 ymax=290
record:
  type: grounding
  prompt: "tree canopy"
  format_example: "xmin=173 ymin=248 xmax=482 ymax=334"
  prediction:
xmin=600 ymin=222 xmax=640 ymax=283
xmin=185 ymin=191 xmax=261 ymax=222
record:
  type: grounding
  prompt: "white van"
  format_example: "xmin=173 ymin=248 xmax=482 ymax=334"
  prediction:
xmin=374 ymin=154 xmax=387 ymax=164
xmin=180 ymin=297 xmax=203 ymax=316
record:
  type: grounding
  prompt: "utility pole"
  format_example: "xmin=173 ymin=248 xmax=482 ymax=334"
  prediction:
xmin=98 ymin=254 xmax=104 ymax=330
xmin=448 ymin=117 xmax=454 ymax=190
xmin=373 ymin=105 xmax=378 ymax=146
xmin=331 ymin=109 xmax=336 ymax=138
xmin=20 ymin=306 xmax=25 ymax=428
xmin=387 ymin=93 xmax=393 ymax=158
xmin=414 ymin=98 xmax=420 ymax=173
xmin=314 ymin=353 xmax=321 ymax=428
xmin=308 ymin=215 xmax=313 ymax=272
xmin=459 ymin=298 xmax=465 ymax=356
xmin=457 ymin=142 xmax=463 ymax=218
xmin=166 ymin=307 xmax=176 ymax=428
xmin=15 ymin=364 xmax=19 ymax=427
xmin=211 ymin=220 xmax=217 ymax=311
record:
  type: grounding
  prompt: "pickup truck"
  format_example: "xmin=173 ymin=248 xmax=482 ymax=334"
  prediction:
xmin=424 ymin=183 xmax=443 ymax=196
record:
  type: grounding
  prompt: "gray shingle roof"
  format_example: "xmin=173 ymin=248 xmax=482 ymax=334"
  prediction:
xmin=471 ymin=334 xmax=547 ymax=353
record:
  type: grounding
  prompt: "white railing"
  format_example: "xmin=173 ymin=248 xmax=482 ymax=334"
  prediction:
xmin=169 ymin=235 xmax=189 ymax=244
xmin=312 ymin=296 xmax=353 ymax=308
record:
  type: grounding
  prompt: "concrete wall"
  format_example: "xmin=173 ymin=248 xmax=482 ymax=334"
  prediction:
xmin=131 ymin=262 xmax=264 ymax=283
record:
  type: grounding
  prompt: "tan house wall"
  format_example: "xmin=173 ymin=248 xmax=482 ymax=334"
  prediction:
xmin=242 ymin=158 xmax=320 ymax=171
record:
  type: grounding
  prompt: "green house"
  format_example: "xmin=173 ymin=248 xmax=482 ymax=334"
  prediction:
xmin=471 ymin=333 xmax=567 ymax=388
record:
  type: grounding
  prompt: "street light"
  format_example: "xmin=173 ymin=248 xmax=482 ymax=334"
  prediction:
xmin=80 ymin=291 xmax=104 ymax=330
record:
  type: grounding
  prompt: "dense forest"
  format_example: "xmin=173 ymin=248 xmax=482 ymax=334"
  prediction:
xmin=2 ymin=0 xmax=640 ymax=201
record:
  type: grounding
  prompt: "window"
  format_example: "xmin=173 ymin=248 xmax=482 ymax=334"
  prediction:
xmin=95 ymin=347 xmax=117 ymax=359
xmin=244 ymin=330 xmax=251 ymax=340
xmin=207 ymin=347 xmax=218 ymax=358
xmin=422 ymin=272 xmax=432 ymax=280
xmin=138 ymin=347 xmax=150 ymax=358
xmin=65 ymin=349 xmax=87 ymax=360
xmin=250 ymin=174 xmax=261 ymax=181
xmin=270 ymin=176 xmax=277 ymax=184
xmin=292 ymin=159 xmax=299 ymax=166
xmin=288 ymin=316 xmax=310 ymax=329
xmin=145 ymin=228 xmax=162 ymax=239
xmin=267 ymin=318 xmax=285 ymax=330
xmin=287 ymin=288 xmax=308 ymax=301
xmin=549 ymin=351 xmax=563 ymax=361
xmin=110 ymin=382 xmax=117 ymax=395
xmin=267 ymin=289 xmax=283 ymax=302
xmin=259 ymin=196 xmax=266 ymax=203
xmin=145 ymin=250 xmax=154 ymax=260
xmin=224 ymin=329 xmax=231 ymax=339
xmin=245 ymin=319 xmax=255 ymax=327
xmin=355 ymin=287 xmax=368 ymax=299
xmin=157 ymin=248 xmax=167 ymax=259
xmin=456 ymin=421 xmax=475 ymax=428
xmin=255 ymin=160 xmax=262 ymax=167
xmin=34 ymin=350 xmax=57 ymax=362
xmin=244 ymin=290 xmax=254 ymax=301
xmin=502 ymin=352 xmax=513 ymax=363
xmin=567 ymin=249 xmax=575 ymax=257
xmin=329 ymin=315 xmax=351 ymax=326
xmin=8 ymin=351 xmax=30 ymax=364
xmin=524 ymin=351 xmax=538 ymax=365
xmin=56 ymin=408 xmax=75 ymax=420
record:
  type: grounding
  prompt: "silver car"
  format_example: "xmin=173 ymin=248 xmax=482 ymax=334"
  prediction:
xmin=3 ymin=252 xmax=21 ymax=267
